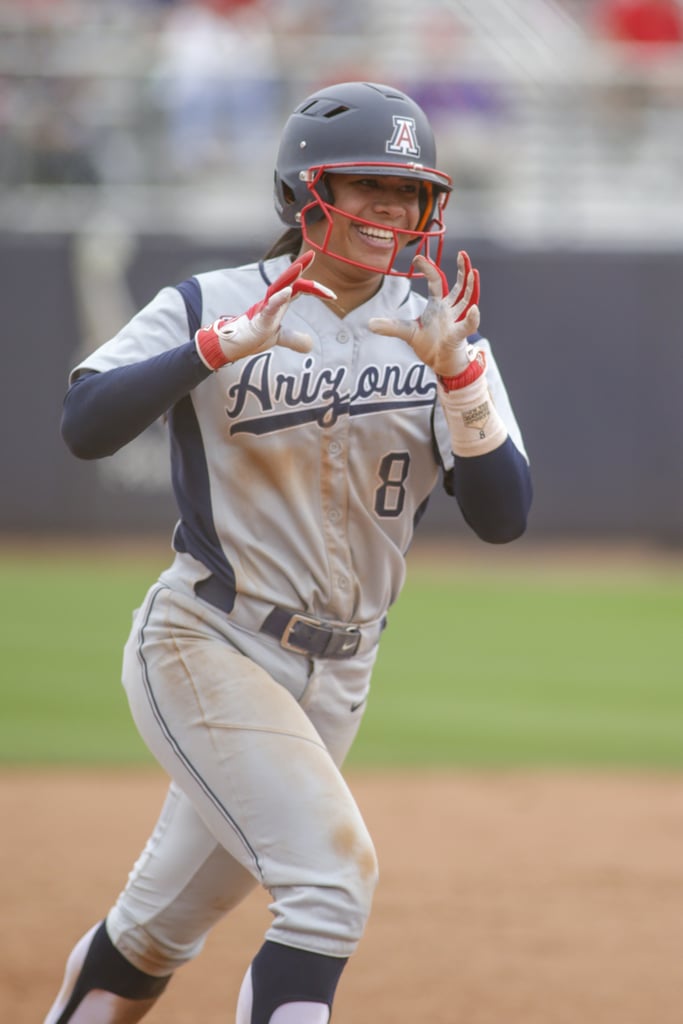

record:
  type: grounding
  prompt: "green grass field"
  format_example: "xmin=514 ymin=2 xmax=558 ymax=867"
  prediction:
xmin=1 ymin=543 xmax=681 ymax=769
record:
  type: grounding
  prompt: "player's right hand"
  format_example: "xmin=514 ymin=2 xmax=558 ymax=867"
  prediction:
xmin=195 ymin=251 xmax=336 ymax=370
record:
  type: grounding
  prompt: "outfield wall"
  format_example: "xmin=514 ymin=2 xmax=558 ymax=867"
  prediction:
xmin=2 ymin=232 xmax=682 ymax=543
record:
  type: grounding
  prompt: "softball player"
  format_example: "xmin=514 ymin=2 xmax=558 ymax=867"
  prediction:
xmin=45 ymin=81 xmax=532 ymax=1024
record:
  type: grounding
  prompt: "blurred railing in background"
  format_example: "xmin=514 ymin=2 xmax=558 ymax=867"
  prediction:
xmin=1 ymin=0 xmax=682 ymax=247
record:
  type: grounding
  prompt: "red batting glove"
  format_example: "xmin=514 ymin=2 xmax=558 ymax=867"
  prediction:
xmin=195 ymin=251 xmax=336 ymax=371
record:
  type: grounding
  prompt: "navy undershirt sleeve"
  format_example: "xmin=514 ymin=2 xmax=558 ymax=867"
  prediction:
xmin=447 ymin=437 xmax=533 ymax=543
xmin=61 ymin=342 xmax=212 ymax=459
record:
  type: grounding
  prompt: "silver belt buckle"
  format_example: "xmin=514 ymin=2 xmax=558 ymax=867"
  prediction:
xmin=281 ymin=612 xmax=325 ymax=654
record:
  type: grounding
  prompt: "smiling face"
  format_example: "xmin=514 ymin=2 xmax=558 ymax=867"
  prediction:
xmin=303 ymin=173 xmax=425 ymax=276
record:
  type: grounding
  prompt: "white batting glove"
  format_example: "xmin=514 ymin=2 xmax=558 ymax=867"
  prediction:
xmin=368 ymin=251 xmax=481 ymax=381
xmin=371 ymin=251 xmax=508 ymax=456
xmin=195 ymin=251 xmax=336 ymax=371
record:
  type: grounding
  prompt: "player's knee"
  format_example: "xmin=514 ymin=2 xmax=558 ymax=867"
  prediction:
xmin=107 ymin=909 xmax=207 ymax=975
xmin=349 ymin=830 xmax=380 ymax=915
xmin=326 ymin=821 xmax=379 ymax=928
xmin=270 ymin=831 xmax=379 ymax=953
xmin=342 ymin=839 xmax=380 ymax=940
xmin=336 ymin=830 xmax=379 ymax=933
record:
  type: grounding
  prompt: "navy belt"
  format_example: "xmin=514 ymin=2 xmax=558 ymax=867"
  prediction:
xmin=194 ymin=575 xmax=363 ymax=660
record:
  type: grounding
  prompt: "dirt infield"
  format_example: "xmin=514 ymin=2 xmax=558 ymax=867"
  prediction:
xmin=3 ymin=768 xmax=683 ymax=1024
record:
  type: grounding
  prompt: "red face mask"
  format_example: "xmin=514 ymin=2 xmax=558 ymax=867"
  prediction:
xmin=297 ymin=163 xmax=452 ymax=277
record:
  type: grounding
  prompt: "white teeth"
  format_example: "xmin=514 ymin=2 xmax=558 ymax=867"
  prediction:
xmin=359 ymin=227 xmax=393 ymax=240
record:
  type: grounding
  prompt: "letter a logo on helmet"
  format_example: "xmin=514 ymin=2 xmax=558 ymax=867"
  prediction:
xmin=385 ymin=115 xmax=421 ymax=158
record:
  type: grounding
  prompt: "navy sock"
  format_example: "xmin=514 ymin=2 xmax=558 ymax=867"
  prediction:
xmin=249 ymin=940 xmax=347 ymax=1024
xmin=55 ymin=922 xmax=171 ymax=1023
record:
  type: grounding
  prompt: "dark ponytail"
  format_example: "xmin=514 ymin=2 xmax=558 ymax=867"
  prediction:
xmin=262 ymin=228 xmax=302 ymax=260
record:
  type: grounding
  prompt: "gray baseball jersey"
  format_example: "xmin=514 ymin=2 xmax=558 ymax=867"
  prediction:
xmin=74 ymin=254 xmax=527 ymax=627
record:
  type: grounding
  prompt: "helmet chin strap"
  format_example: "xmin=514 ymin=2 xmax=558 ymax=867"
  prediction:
xmin=298 ymin=200 xmax=445 ymax=278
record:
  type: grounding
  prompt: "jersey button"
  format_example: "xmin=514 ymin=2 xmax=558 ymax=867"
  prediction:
xmin=336 ymin=575 xmax=349 ymax=589
xmin=328 ymin=508 xmax=340 ymax=523
xmin=329 ymin=441 xmax=341 ymax=456
xmin=336 ymin=330 xmax=350 ymax=344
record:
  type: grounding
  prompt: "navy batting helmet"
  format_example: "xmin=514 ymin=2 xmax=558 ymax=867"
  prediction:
xmin=273 ymin=81 xmax=452 ymax=273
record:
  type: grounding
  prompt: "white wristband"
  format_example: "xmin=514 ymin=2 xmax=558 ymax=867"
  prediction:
xmin=438 ymin=375 xmax=508 ymax=456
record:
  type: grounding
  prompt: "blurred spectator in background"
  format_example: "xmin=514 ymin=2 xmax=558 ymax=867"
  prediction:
xmin=0 ymin=77 xmax=100 ymax=186
xmin=590 ymin=0 xmax=683 ymax=161
xmin=268 ymin=0 xmax=374 ymax=106
xmin=151 ymin=0 xmax=278 ymax=180
xmin=404 ymin=1 xmax=507 ymax=196
xmin=593 ymin=0 xmax=683 ymax=47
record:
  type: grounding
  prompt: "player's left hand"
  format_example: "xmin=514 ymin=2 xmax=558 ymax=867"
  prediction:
xmin=195 ymin=251 xmax=336 ymax=370
xmin=368 ymin=251 xmax=480 ymax=378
